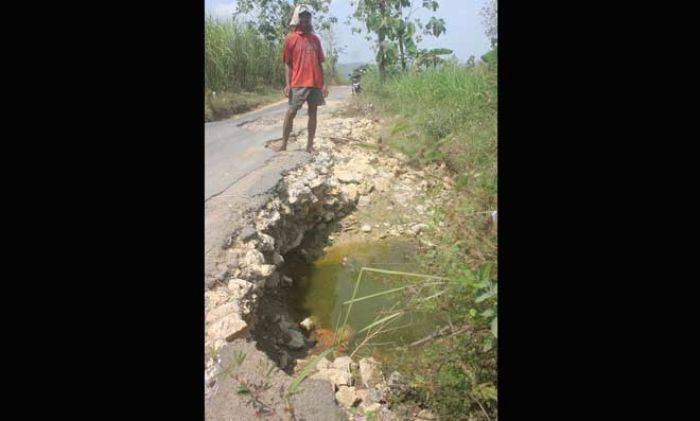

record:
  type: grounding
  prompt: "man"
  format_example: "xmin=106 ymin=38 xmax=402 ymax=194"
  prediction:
xmin=279 ymin=5 xmax=329 ymax=153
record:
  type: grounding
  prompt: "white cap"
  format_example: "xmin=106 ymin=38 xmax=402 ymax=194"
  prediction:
xmin=289 ymin=4 xmax=313 ymax=26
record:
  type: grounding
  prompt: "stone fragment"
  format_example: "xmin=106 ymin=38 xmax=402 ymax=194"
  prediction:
xmin=335 ymin=386 xmax=361 ymax=408
xmin=359 ymin=357 xmax=383 ymax=387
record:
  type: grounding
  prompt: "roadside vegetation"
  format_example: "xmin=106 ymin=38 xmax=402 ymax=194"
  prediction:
xmin=340 ymin=0 xmax=498 ymax=410
xmin=205 ymin=17 xmax=286 ymax=121
xmin=205 ymin=1 xmax=343 ymax=122
xmin=342 ymin=45 xmax=498 ymax=421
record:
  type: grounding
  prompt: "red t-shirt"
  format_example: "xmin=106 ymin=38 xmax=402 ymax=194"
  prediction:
xmin=282 ymin=30 xmax=325 ymax=89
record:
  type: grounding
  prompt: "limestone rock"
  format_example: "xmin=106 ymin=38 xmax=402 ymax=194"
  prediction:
xmin=285 ymin=328 xmax=305 ymax=350
xmin=344 ymin=186 xmax=360 ymax=202
xmin=238 ymin=226 xmax=257 ymax=242
xmin=244 ymin=249 xmax=265 ymax=267
xmin=378 ymin=407 xmax=399 ymax=420
xmin=362 ymin=403 xmax=382 ymax=414
xmin=300 ymin=317 xmax=315 ymax=331
xmin=258 ymin=233 xmax=275 ymax=251
xmin=315 ymin=357 xmax=332 ymax=371
xmin=331 ymin=356 xmax=353 ymax=371
xmin=215 ymin=268 xmax=229 ymax=282
xmin=388 ymin=371 xmax=404 ymax=388
xmin=368 ymin=386 xmax=387 ymax=403
xmin=374 ymin=177 xmax=392 ymax=192
xmin=359 ymin=357 xmax=383 ymax=387
xmin=361 ymin=224 xmax=372 ymax=233
xmin=335 ymin=386 xmax=361 ymax=408
xmin=356 ymin=388 xmax=369 ymax=402
xmin=358 ymin=180 xmax=375 ymax=195
xmin=336 ymin=170 xmax=360 ymax=183
xmin=311 ymin=368 xmax=353 ymax=387
xmin=255 ymin=264 xmax=276 ymax=277
xmin=227 ymin=278 xmax=254 ymax=300
xmin=209 ymin=312 xmax=248 ymax=342
xmin=409 ymin=223 xmax=430 ymax=236
xmin=416 ymin=409 xmax=438 ymax=420
xmin=205 ymin=301 xmax=239 ymax=324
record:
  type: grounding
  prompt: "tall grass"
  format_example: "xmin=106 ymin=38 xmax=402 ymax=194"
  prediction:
xmin=362 ymin=61 xmax=497 ymax=203
xmin=205 ymin=17 xmax=285 ymax=93
xmin=348 ymin=57 xmax=498 ymax=419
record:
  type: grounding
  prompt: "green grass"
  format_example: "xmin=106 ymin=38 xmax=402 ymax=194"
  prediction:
xmin=362 ymin=61 xmax=497 ymax=203
xmin=346 ymin=56 xmax=498 ymax=419
xmin=205 ymin=17 xmax=286 ymax=121
xmin=204 ymin=87 xmax=282 ymax=122
xmin=205 ymin=17 xmax=285 ymax=93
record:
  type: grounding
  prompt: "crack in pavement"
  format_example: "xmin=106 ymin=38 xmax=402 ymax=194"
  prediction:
xmin=205 ymin=128 xmax=311 ymax=203
xmin=236 ymin=117 xmax=260 ymax=127
xmin=204 ymin=157 xmax=276 ymax=204
xmin=204 ymin=149 xmax=308 ymax=204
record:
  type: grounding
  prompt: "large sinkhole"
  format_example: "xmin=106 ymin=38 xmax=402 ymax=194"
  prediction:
xmin=250 ymin=232 xmax=443 ymax=372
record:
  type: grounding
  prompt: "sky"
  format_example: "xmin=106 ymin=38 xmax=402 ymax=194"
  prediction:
xmin=204 ymin=0 xmax=492 ymax=64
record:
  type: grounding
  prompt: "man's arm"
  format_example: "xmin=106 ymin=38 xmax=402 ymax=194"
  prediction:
xmin=284 ymin=63 xmax=292 ymax=97
xmin=316 ymin=37 xmax=328 ymax=97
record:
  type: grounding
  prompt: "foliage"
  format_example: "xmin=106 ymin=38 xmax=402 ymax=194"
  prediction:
xmin=480 ymin=0 xmax=498 ymax=48
xmin=345 ymin=55 xmax=498 ymax=419
xmin=229 ymin=1 xmax=342 ymax=85
xmin=362 ymin=57 xmax=497 ymax=198
xmin=350 ymin=0 xmax=447 ymax=79
xmin=319 ymin=26 xmax=346 ymax=85
xmin=413 ymin=47 xmax=453 ymax=69
xmin=204 ymin=17 xmax=285 ymax=93
xmin=234 ymin=0 xmax=336 ymax=42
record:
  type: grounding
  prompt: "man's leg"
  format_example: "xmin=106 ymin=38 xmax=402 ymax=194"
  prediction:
xmin=306 ymin=104 xmax=317 ymax=153
xmin=280 ymin=107 xmax=298 ymax=151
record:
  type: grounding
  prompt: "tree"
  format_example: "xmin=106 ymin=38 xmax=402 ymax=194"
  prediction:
xmin=319 ymin=25 xmax=345 ymax=83
xmin=480 ymin=0 xmax=497 ymax=48
xmin=351 ymin=0 xmax=446 ymax=81
xmin=413 ymin=47 xmax=453 ymax=69
xmin=466 ymin=54 xmax=476 ymax=67
xmin=234 ymin=0 xmax=336 ymax=42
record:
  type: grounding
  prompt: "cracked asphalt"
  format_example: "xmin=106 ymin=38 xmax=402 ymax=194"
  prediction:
xmin=204 ymin=86 xmax=351 ymax=283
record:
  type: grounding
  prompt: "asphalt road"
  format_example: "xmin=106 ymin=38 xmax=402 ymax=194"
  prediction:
xmin=204 ymin=86 xmax=351 ymax=281
xmin=205 ymin=86 xmax=351 ymax=201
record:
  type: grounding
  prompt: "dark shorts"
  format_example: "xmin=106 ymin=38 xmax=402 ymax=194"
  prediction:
xmin=288 ymin=87 xmax=325 ymax=111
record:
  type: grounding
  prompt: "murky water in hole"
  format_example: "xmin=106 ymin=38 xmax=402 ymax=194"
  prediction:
xmin=283 ymin=240 xmax=439 ymax=357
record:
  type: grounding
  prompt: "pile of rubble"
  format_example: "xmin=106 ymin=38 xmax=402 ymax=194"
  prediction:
xmin=307 ymin=354 xmax=438 ymax=420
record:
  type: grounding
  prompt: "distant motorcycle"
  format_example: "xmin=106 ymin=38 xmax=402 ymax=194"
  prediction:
xmin=352 ymin=81 xmax=361 ymax=95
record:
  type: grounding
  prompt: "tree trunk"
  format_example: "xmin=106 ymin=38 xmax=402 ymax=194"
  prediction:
xmin=398 ymin=8 xmax=406 ymax=72
xmin=378 ymin=0 xmax=387 ymax=83
xmin=378 ymin=37 xmax=386 ymax=82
